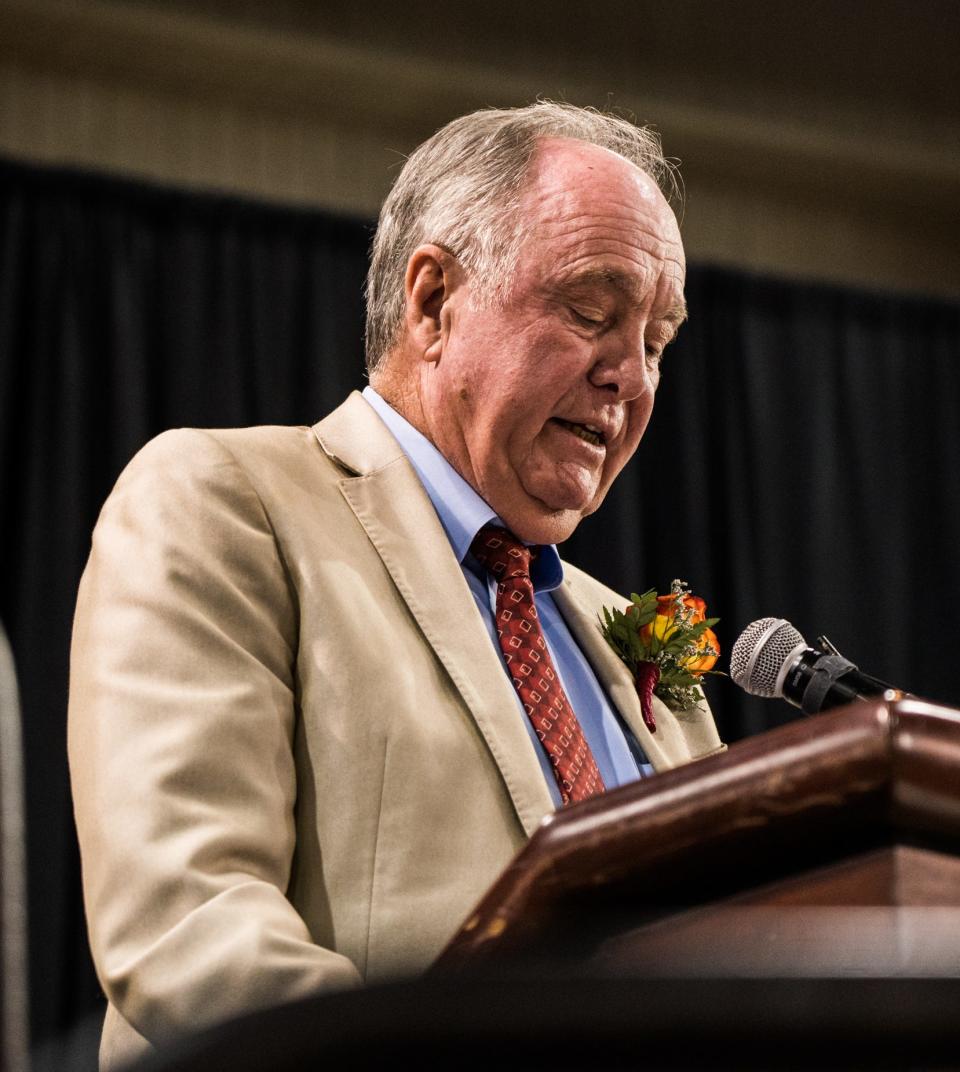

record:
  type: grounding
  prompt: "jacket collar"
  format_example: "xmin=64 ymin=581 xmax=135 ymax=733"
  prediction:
xmin=313 ymin=390 xmax=407 ymax=476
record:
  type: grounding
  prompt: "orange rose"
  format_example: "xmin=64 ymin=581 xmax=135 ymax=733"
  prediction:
xmin=656 ymin=593 xmax=707 ymax=624
xmin=683 ymin=625 xmax=719 ymax=675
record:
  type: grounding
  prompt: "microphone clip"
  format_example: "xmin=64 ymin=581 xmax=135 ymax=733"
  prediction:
xmin=801 ymin=650 xmax=858 ymax=714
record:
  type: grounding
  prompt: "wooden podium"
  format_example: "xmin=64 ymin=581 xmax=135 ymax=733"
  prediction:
xmin=434 ymin=696 xmax=960 ymax=979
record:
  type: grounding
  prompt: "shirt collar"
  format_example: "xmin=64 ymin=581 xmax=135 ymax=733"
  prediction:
xmin=362 ymin=387 xmax=563 ymax=592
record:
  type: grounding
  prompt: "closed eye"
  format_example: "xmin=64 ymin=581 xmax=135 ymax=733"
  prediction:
xmin=570 ymin=306 xmax=607 ymax=328
xmin=644 ymin=342 xmax=668 ymax=370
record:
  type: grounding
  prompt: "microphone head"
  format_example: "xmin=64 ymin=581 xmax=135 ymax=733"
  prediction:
xmin=730 ymin=618 xmax=807 ymax=698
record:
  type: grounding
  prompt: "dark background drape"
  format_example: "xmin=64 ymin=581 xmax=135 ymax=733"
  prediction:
xmin=2 ymin=155 xmax=958 ymax=1064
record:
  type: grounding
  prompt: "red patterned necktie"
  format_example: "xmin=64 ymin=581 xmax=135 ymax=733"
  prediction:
xmin=470 ymin=525 xmax=606 ymax=806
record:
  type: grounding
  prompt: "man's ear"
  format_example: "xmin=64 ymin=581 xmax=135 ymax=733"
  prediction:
xmin=403 ymin=245 xmax=458 ymax=364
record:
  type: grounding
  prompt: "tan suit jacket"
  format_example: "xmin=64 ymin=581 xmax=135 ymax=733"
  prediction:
xmin=68 ymin=392 xmax=724 ymax=1068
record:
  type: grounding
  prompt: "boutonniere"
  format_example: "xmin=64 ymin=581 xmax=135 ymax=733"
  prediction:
xmin=600 ymin=580 xmax=720 ymax=734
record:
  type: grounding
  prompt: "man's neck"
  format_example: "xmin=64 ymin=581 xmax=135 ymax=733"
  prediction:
xmin=368 ymin=366 xmax=430 ymax=443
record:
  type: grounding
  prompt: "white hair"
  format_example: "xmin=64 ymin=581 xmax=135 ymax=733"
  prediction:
xmin=364 ymin=100 xmax=680 ymax=374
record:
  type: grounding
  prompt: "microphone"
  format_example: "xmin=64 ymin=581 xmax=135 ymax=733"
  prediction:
xmin=730 ymin=617 xmax=903 ymax=715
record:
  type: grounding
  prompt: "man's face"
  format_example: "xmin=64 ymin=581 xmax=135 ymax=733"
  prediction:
xmin=417 ymin=137 xmax=686 ymax=544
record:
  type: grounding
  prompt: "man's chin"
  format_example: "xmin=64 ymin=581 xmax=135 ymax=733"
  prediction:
xmin=489 ymin=473 xmax=604 ymax=544
xmin=496 ymin=501 xmax=588 ymax=547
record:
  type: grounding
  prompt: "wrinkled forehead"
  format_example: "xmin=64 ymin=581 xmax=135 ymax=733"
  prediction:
xmin=515 ymin=138 xmax=685 ymax=307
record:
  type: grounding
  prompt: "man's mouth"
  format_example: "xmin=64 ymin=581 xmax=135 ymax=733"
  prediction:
xmin=553 ymin=418 xmax=605 ymax=447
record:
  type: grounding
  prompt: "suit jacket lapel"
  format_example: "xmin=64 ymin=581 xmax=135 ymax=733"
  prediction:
xmin=551 ymin=579 xmax=677 ymax=772
xmin=313 ymin=394 xmax=554 ymax=836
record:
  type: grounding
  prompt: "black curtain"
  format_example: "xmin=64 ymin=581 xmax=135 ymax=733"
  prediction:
xmin=2 ymin=156 xmax=959 ymax=1061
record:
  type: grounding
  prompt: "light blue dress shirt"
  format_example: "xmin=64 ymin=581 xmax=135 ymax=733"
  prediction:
xmin=362 ymin=387 xmax=653 ymax=806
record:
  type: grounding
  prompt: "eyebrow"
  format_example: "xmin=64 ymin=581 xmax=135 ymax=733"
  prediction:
xmin=559 ymin=266 xmax=688 ymax=330
xmin=662 ymin=300 xmax=689 ymax=330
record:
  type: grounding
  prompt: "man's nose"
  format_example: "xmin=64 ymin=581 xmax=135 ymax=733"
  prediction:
xmin=587 ymin=328 xmax=656 ymax=400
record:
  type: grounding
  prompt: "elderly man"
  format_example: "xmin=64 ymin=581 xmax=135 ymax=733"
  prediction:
xmin=69 ymin=102 xmax=723 ymax=1069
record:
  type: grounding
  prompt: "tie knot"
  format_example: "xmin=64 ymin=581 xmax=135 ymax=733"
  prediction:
xmin=470 ymin=525 xmax=533 ymax=580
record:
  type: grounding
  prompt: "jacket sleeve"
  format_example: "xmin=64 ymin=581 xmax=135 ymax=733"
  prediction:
xmin=68 ymin=428 xmax=361 ymax=1059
